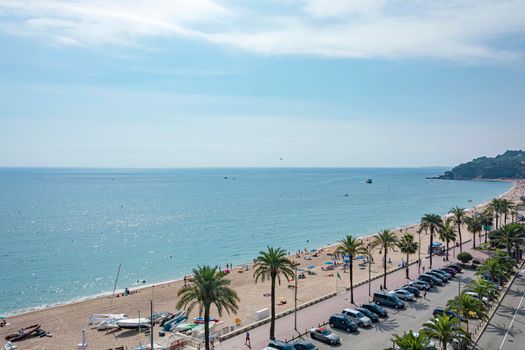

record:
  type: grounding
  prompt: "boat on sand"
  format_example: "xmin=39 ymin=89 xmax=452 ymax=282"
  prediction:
xmin=4 ymin=324 xmax=41 ymax=342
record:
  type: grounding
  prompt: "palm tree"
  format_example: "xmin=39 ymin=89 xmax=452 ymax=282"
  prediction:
xmin=397 ymin=233 xmax=418 ymax=279
xmin=480 ymin=209 xmax=494 ymax=243
xmin=438 ymin=218 xmax=456 ymax=261
xmin=422 ymin=314 xmax=470 ymax=350
xmin=489 ymin=198 xmax=503 ymax=230
xmin=466 ymin=277 xmax=498 ymax=301
xmin=449 ymin=207 xmax=466 ymax=253
xmin=446 ymin=293 xmax=487 ymax=332
xmin=337 ymin=235 xmax=369 ymax=303
xmin=373 ymin=230 xmax=398 ymax=289
xmin=500 ymin=199 xmax=514 ymax=225
xmin=420 ymin=214 xmax=444 ymax=268
xmin=491 ymin=223 xmax=525 ymax=260
xmin=392 ymin=331 xmax=434 ymax=350
xmin=476 ymin=255 xmax=512 ymax=285
xmin=465 ymin=216 xmax=483 ymax=249
xmin=176 ymin=266 xmax=239 ymax=350
xmin=253 ymin=246 xmax=295 ymax=340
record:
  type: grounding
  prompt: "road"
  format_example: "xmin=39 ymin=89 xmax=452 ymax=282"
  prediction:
xmin=474 ymin=268 xmax=525 ymax=350
xmin=215 ymin=245 xmax=487 ymax=350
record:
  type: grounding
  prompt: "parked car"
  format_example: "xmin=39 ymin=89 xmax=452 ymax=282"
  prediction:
xmin=391 ymin=289 xmax=415 ymax=301
xmin=430 ymin=269 xmax=451 ymax=280
xmin=409 ymin=280 xmax=431 ymax=290
xmin=373 ymin=291 xmax=406 ymax=309
xmin=342 ymin=308 xmax=372 ymax=327
xmin=464 ymin=291 xmax=490 ymax=304
xmin=420 ymin=273 xmax=444 ymax=286
xmin=432 ymin=307 xmax=466 ymax=321
xmin=355 ymin=307 xmax=379 ymax=322
xmin=400 ymin=285 xmax=421 ymax=297
xmin=360 ymin=303 xmax=388 ymax=317
xmin=328 ymin=314 xmax=358 ymax=332
xmin=268 ymin=340 xmax=296 ymax=350
xmin=440 ymin=267 xmax=457 ymax=276
xmin=446 ymin=264 xmax=462 ymax=273
xmin=427 ymin=271 xmax=448 ymax=283
xmin=309 ymin=327 xmax=341 ymax=345
xmin=290 ymin=340 xmax=318 ymax=350
xmin=417 ymin=274 xmax=436 ymax=287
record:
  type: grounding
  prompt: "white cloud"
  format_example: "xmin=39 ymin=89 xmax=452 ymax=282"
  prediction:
xmin=1 ymin=0 xmax=525 ymax=60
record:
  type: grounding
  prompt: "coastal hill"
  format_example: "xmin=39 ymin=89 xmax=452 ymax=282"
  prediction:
xmin=438 ymin=150 xmax=525 ymax=180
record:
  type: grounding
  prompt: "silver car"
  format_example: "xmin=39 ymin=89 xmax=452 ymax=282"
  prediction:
xmin=342 ymin=308 xmax=372 ymax=327
xmin=391 ymin=289 xmax=415 ymax=301
xmin=309 ymin=327 xmax=341 ymax=345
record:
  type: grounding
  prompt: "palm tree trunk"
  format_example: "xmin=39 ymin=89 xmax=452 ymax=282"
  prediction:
xmin=472 ymin=232 xmax=476 ymax=249
xmin=383 ymin=246 xmax=387 ymax=289
xmin=484 ymin=229 xmax=488 ymax=244
xmin=446 ymin=240 xmax=449 ymax=261
xmin=405 ymin=252 xmax=409 ymax=279
xmin=429 ymin=230 xmax=434 ymax=269
xmin=495 ymin=214 xmax=499 ymax=230
xmin=270 ymin=274 xmax=276 ymax=340
xmin=349 ymin=258 xmax=354 ymax=303
xmin=441 ymin=340 xmax=446 ymax=350
xmin=458 ymin=224 xmax=463 ymax=253
xmin=504 ymin=213 xmax=508 ymax=225
xmin=204 ymin=305 xmax=210 ymax=350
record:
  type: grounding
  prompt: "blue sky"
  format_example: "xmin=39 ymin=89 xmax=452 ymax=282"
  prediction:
xmin=1 ymin=0 xmax=524 ymax=167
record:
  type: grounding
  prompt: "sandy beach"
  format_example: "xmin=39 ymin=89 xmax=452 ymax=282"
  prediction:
xmin=1 ymin=180 xmax=524 ymax=350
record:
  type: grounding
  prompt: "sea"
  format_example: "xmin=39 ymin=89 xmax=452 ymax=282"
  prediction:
xmin=0 ymin=167 xmax=511 ymax=315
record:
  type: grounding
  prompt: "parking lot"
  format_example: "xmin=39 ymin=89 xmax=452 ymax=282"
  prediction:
xmin=304 ymin=269 xmax=477 ymax=350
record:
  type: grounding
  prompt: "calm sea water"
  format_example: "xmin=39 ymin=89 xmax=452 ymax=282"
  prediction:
xmin=0 ymin=168 xmax=511 ymax=315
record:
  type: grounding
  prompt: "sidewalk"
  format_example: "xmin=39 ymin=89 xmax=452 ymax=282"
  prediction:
xmin=215 ymin=240 xmax=490 ymax=350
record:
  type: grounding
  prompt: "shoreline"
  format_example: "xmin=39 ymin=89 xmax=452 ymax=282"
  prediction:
xmin=3 ymin=179 xmax=517 ymax=319
xmin=1 ymin=180 xmax=522 ymax=349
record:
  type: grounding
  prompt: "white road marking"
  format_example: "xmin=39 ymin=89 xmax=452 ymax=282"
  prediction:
xmin=499 ymin=287 xmax=525 ymax=349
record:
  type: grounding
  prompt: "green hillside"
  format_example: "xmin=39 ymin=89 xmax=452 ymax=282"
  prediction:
xmin=438 ymin=150 xmax=525 ymax=180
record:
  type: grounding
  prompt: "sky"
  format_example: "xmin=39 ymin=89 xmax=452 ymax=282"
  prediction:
xmin=0 ymin=0 xmax=524 ymax=168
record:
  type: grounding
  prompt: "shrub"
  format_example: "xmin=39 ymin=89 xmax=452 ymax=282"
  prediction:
xmin=457 ymin=252 xmax=473 ymax=265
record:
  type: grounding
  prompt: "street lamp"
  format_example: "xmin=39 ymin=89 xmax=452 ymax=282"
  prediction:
xmin=367 ymin=243 xmax=372 ymax=296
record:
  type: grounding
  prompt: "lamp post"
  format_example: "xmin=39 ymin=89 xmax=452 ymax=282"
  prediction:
xmin=368 ymin=243 xmax=372 ymax=296
xmin=294 ymin=262 xmax=299 ymax=335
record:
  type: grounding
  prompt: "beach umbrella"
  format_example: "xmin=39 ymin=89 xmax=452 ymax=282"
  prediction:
xmin=324 ymin=261 xmax=333 ymax=265
xmin=310 ymin=249 xmax=317 ymax=252
xmin=307 ymin=265 xmax=316 ymax=269
xmin=356 ymin=255 xmax=365 ymax=260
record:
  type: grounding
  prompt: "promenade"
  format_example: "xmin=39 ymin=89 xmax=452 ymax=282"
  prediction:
xmin=215 ymin=240 xmax=491 ymax=350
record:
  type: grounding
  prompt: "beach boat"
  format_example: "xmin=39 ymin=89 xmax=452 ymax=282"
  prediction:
xmin=175 ymin=323 xmax=199 ymax=333
xmin=4 ymin=324 xmax=41 ymax=342
xmin=89 ymin=313 xmax=128 ymax=325
xmin=97 ymin=319 xmax=120 ymax=330
xmin=365 ymin=178 xmax=373 ymax=184
xmin=194 ymin=316 xmax=217 ymax=324
xmin=117 ymin=318 xmax=151 ymax=330
xmin=163 ymin=311 xmax=187 ymax=331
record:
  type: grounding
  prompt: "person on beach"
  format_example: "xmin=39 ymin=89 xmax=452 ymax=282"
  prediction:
xmin=422 ymin=266 xmax=426 ymax=273
xmin=245 ymin=331 xmax=251 ymax=347
xmin=423 ymin=290 xmax=427 ymax=299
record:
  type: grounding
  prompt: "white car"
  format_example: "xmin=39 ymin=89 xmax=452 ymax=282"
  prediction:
xmin=341 ymin=308 xmax=372 ymax=327
xmin=391 ymin=289 xmax=415 ymax=301
xmin=464 ymin=291 xmax=489 ymax=304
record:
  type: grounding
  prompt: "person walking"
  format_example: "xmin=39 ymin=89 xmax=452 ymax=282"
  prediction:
xmin=245 ymin=331 xmax=251 ymax=348
xmin=422 ymin=265 xmax=426 ymax=273
xmin=423 ymin=290 xmax=427 ymax=300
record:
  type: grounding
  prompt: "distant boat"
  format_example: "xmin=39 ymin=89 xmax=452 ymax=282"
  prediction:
xmin=344 ymin=193 xmax=349 ymax=197
xmin=365 ymin=178 xmax=373 ymax=184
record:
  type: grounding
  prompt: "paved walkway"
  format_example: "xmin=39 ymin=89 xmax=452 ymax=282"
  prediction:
xmin=215 ymin=241 xmax=491 ymax=350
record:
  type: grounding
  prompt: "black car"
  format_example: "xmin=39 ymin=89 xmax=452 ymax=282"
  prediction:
xmin=432 ymin=307 xmax=466 ymax=321
xmin=440 ymin=267 xmax=457 ymax=276
xmin=418 ymin=274 xmax=437 ymax=287
xmin=355 ymin=307 xmax=379 ymax=322
xmin=427 ymin=271 xmax=448 ymax=283
xmin=290 ymin=340 xmax=318 ymax=350
xmin=400 ymin=285 xmax=421 ymax=297
xmin=268 ymin=340 xmax=296 ymax=350
xmin=446 ymin=264 xmax=462 ymax=273
xmin=360 ymin=303 xmax=388 ymax=318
